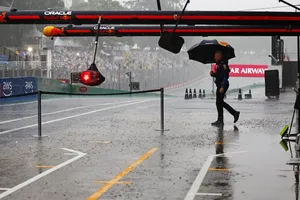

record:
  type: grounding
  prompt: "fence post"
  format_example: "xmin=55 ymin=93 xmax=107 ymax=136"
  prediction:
xmin=33 ymin=91 xmax=47 ymax=138
xmin=156 ymin=87 xmax=169 ymax=133
xmin=160 ymin=87 xmax=164 ymax=131
xmin=38 ymin=90 xmax=42 ymax=137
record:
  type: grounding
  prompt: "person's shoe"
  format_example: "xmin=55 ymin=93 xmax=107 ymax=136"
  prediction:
xmin=234 ymin=111 xmax=240 ymax=123
xmin=211 ymin=120 xmax=224 ymax=127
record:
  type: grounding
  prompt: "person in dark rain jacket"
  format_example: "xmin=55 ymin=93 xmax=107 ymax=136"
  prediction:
xmin=210 ymin=51 xmax=240 ymax=127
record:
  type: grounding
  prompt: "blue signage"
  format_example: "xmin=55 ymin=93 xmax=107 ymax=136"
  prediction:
xmin=0 ymin=54 xmax=8 ymax=61
xmin=0 ymin=77 xmax=38 ymax=103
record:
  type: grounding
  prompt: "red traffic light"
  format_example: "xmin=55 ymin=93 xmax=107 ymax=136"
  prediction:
xmin=79 ymin=70 xmax=104 ymax=86
xmin=81 ymin=71 xmax=92 ymax=81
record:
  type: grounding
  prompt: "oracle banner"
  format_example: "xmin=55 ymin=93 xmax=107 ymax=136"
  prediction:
xmin=212 ymin=64 xmax=268 ymax=77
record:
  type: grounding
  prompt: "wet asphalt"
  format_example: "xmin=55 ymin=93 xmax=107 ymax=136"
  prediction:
xmin=0 ymin=78 xmax=298 ymax=200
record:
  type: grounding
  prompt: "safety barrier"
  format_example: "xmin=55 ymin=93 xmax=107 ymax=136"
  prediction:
xmin=0 ymin=76 xmax=173 ymax=104
xmin=0 ymin=77 xmax=73 ymax=103
xmin=0 ymin=88 xmax=168 ymax=137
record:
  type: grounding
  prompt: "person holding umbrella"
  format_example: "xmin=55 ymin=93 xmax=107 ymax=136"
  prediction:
xmin=187 ymin=39 xmax=240 ymax=127
xmin=210 ymin=51 xmax=240 ymax=127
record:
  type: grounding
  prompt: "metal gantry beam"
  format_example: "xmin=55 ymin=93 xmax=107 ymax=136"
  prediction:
xmin=43 ymin=25 xmax=300 ymax=37
xmin=1 ymin=10 xmax=300 ymax=25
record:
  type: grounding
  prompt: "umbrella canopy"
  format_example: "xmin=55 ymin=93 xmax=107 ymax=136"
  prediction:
xmin=187 ymin=39 xmax=235 ymax=64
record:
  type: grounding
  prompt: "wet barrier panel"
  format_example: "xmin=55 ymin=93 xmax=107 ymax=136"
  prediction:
xmin=0 ymin=77 xmax=71 ymax=103
xmin=0 ymin=77 xmax=37 ymax=103
xmin=38 ymin=78 xmax=71 ymax=93
xmin=37 ymin=78 xmax=71 ymax=99
xmin=71 ymin=84 xmax=126 ymax=94
xmin=0 ymin=76 xmax=167 ymax=104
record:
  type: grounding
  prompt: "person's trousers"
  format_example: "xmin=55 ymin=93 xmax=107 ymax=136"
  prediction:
xmin=216 ymin=86 xmax=236 ymax=121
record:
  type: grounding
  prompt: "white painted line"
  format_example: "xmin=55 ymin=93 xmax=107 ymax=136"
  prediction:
xmin=0 ymin=97 xmax=70 ymax=107
xmin=184 ymin=151 xmax=248 ymax=200
xmin=0 ymin=100 xmax=137 ymax=125
xmin=184 ymin=155 xmax=214 ymax=200
xmin=63 ymin=153 xmax=78 ymax=156
xmin=0 ymin=100 xmax=37 ymax=107
xmin=0 ymin=99 xmax=155 ymax=135
xmin=216 ymin=151 xmax=248 ymax=157
xmin=61 ymin=147 xmax=86 ymax=155
xmin=0 ymin=148 xmax=86 ymax=199
xmin=227 ymin=143 xmax=241 ymax=146
xmin=0 ymin=96 xmax=128 ymax=107
xmin=196 ymin=193 xmax=222 ymax=196
xmin=0 ymin=188 xmax=10 ymax=191
xmin=89 ymin=140 xmax=111 ymax=144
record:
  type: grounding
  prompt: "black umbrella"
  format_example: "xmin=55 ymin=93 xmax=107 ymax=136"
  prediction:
xmin=187 ymin=39 xmax=235 ymax=64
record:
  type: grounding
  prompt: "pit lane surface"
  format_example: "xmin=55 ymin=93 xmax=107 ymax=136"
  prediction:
xmin=0 ymin=84 xmax=297 ymax=200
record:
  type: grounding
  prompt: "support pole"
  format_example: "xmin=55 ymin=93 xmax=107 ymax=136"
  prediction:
xmin=297 ymin=35 xmax=300 ymax=132
xmin=171 ymin=0 xmax=190 ymax=35
xmin=38 ymin=90 xmax=42 ymax=137
xmin=156 ymin=0 xmax=164 ymax=34
xmin=278 ymin=0 xmax=300 ymax=135
xmin=92 ymin=16 xmax=102 ymax=64
xmin=296 ymin=8 xmax=300 ymax=134
xmin=160 ymin=87 xmax=164 ymax=131
xmin=129 ymin=72 xmax=132 ymax=93
xmin=33 ymin=91 xmax=47 ymax=138
xmin=211 ymin=64 xmax=215 ymax=95
xmin=155 ymin=87 xmax=170 ymax=133
xmin=46 ymin=49 xmax=52 ymax=78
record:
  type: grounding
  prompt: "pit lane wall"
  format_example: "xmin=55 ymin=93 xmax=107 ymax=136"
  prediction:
xmin=0 ymin=77 xmax=70 ymax=103
xmin=0 ymin=77 xmax=38 ymax=104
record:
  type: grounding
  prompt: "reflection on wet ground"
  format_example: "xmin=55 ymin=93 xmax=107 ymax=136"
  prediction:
xmin=0 ymin=87 xmax=298 ymax=200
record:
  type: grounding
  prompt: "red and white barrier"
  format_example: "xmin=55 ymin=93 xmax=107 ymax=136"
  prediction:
xmin=164 ymin=76 xmax=203 ymax=91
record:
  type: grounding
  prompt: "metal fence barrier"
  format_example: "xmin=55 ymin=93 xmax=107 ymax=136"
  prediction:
xmin=0 ymin=88 xmax=168 ymax=138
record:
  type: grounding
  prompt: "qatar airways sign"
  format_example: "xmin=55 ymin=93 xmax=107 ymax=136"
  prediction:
xmin=212 ymin=64 xmax=268 ymax=77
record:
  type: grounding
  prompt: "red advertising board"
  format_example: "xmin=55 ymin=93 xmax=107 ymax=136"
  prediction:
xmin=212 ymin=64 xmax=268 ymax=77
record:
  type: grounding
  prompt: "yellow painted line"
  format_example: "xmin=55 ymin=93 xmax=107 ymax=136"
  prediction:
xmin=215 ymin=142 xmax=224 ymax=145
xmin=90 ymin=140 xmax=111 ymax=144
xmin=86 ymin=148 xmax=158 ymax=200
xmin=35 ymin=165 xmax=55 ymax=168
xmin=93 ymin=181 xmax=132 ymax=185
xmin=208 ymin=168 xmax=229 ymax=172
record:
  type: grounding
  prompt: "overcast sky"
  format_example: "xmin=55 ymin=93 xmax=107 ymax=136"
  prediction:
xmin=187 ymin=0 xmax=300 ymax=11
